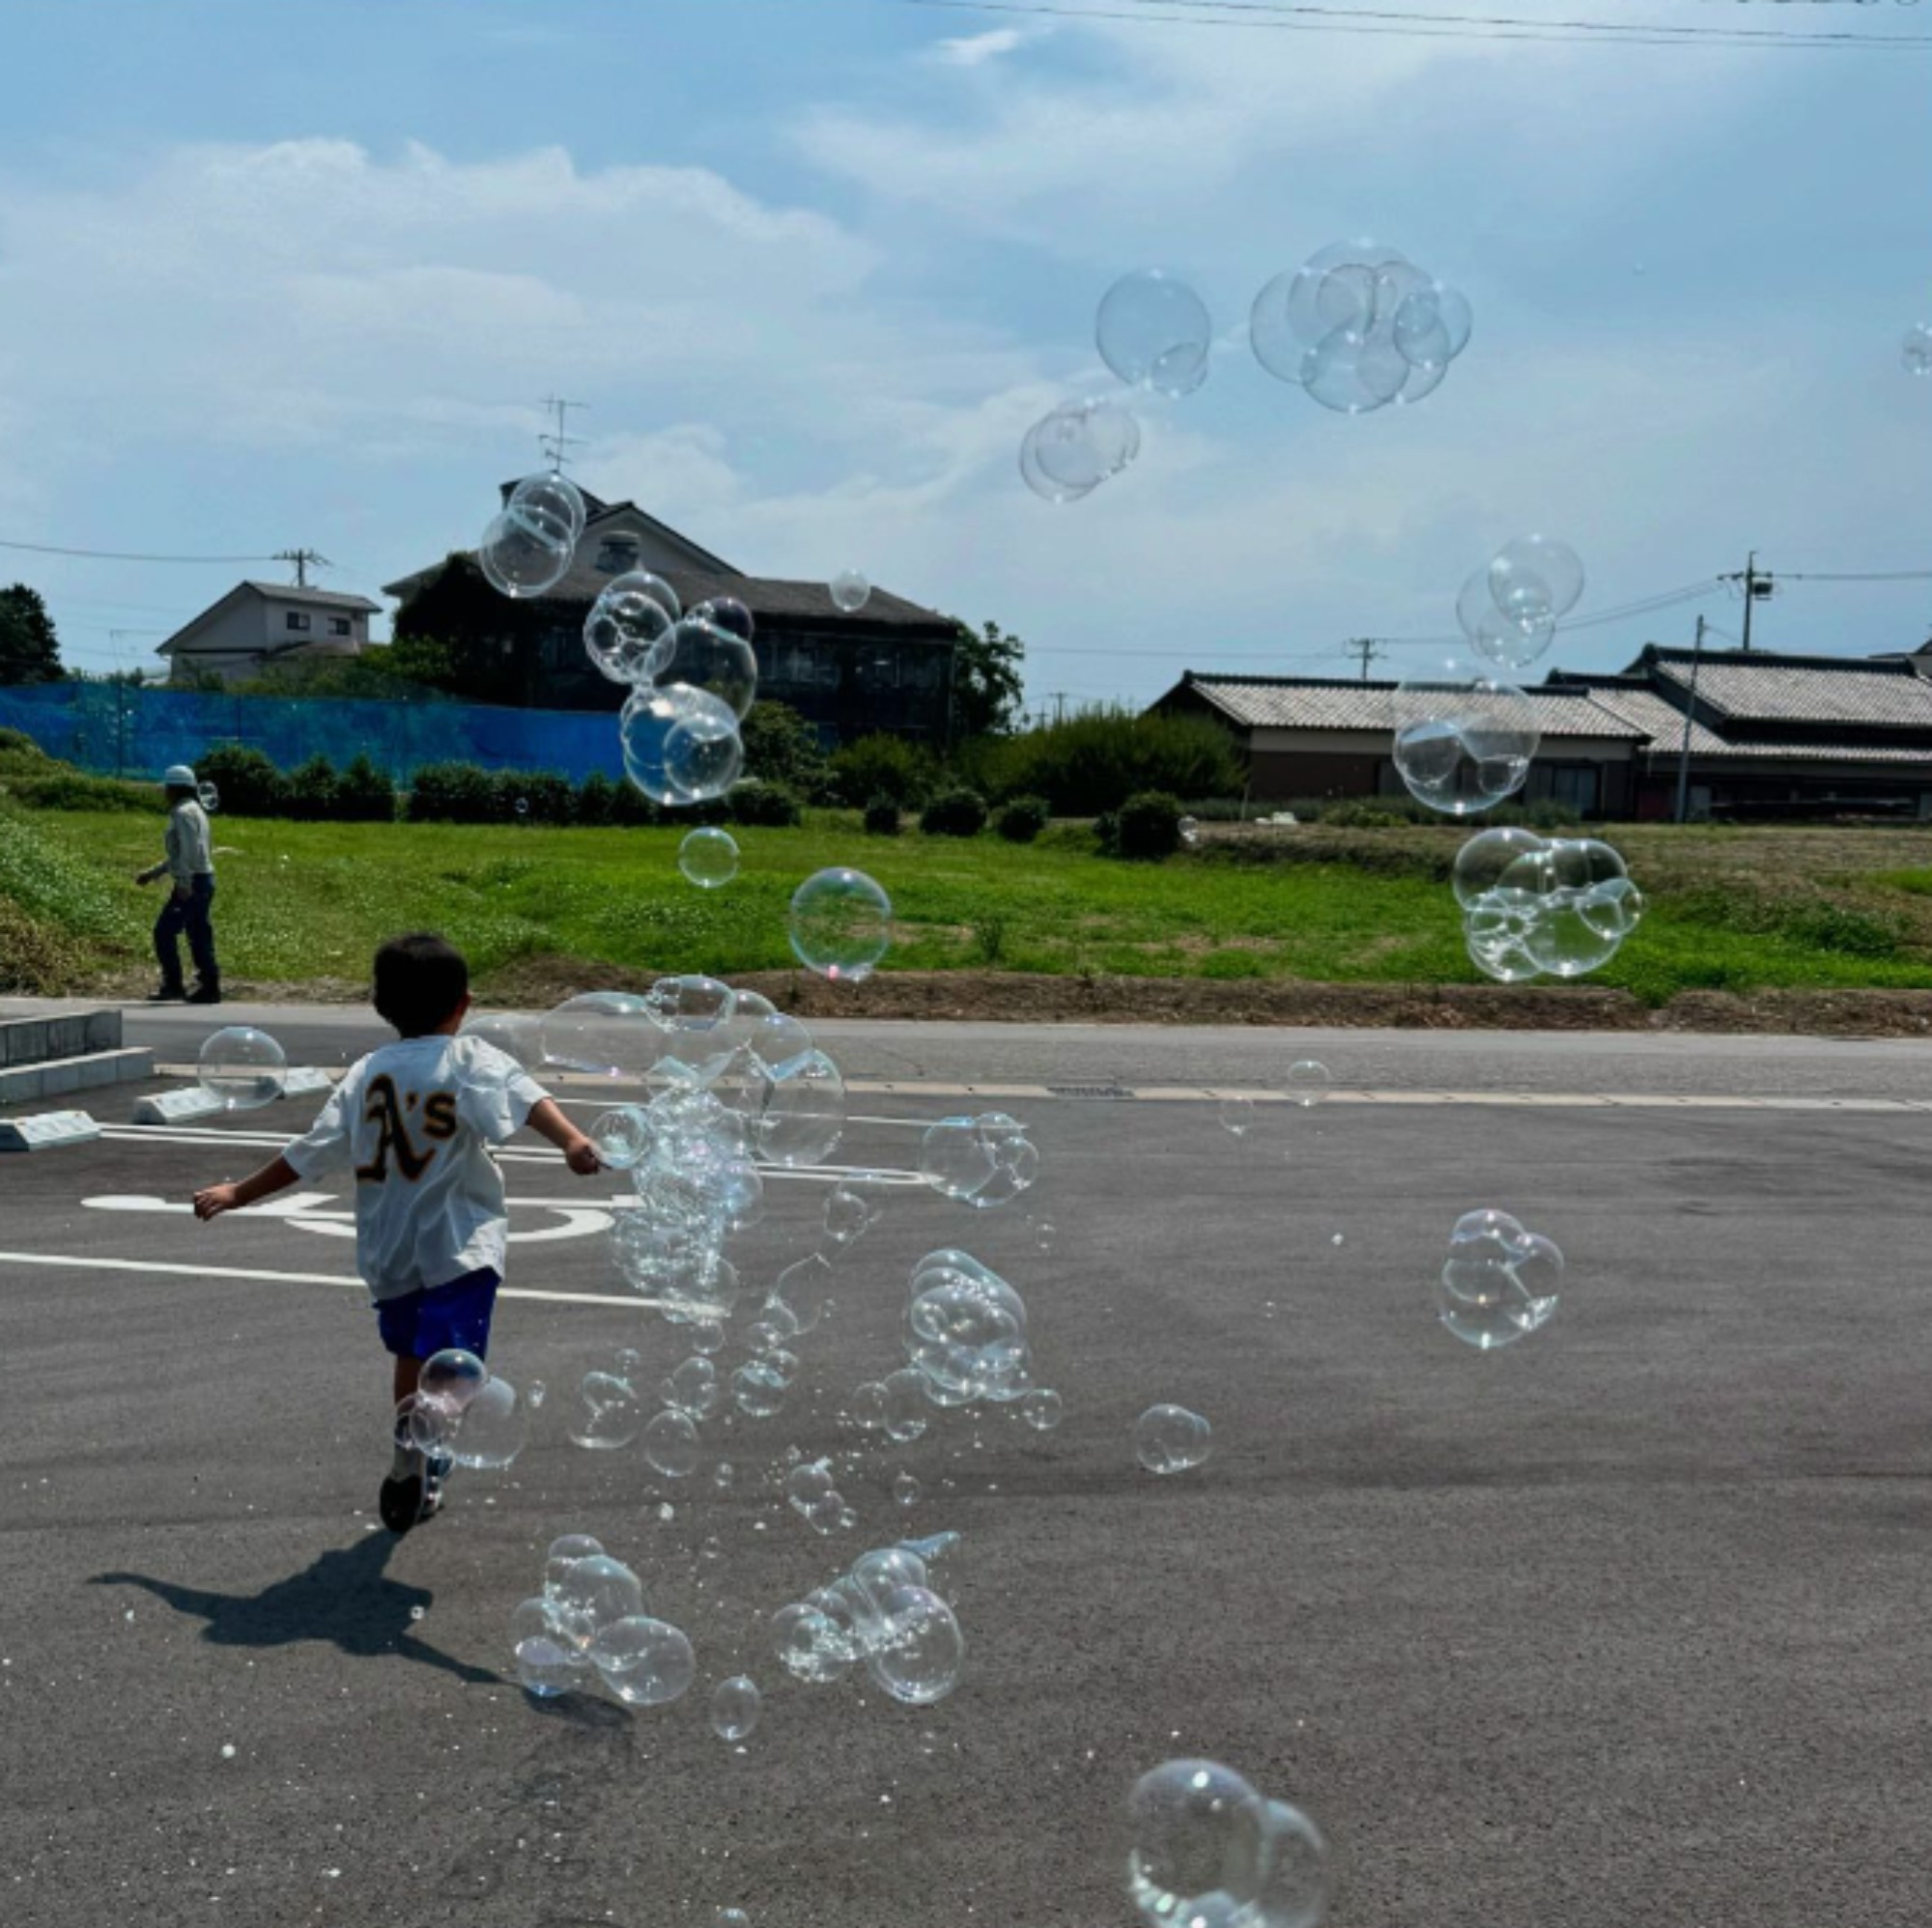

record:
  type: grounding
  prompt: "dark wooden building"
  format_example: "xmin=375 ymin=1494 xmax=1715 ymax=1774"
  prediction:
xmin=384 ymin=492 xmax=959 ymax=747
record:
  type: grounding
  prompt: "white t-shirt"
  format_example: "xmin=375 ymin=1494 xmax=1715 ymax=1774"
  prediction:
xmin=283 ymin=1035 xmax=547 ymax=1301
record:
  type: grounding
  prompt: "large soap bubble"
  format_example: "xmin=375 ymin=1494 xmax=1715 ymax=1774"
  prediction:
xmin=1037 ymin=398 xmax=1144 ymax=493
xmin=508 ymin=469 xmax=586 ymax=549
xmin=1097 ymin=269 xmax=1213 ymax=397
xmin=590 ymin=1615 xmax=696 ymax=1707
xmin=1903 ymin=323 xmax=1932 ymax=377
xmin=478 ymin=511 xmax=570 ymax=600
xmin=1391 ymin=659 xmax=1540 ymax=815
xmin=198 ymin=1026 xmax=287 ymax=1112
xmin=656 ymin=614 xmax=759 ymax=720
xmin=830 ymin=569 xmax=871 ymax=614
xmin=1135 ymin=1404 xmax=1212 ymax=1475
xmin=584 ymin=573 xmax=679 ymax=685
xmin=1126 ymin=1759 xmax=1268 ymax=1928
xmin=789 ymin=867 xmax=893 ymax=982
xmin=1435 ymin=1209 xmax=1564 ymax=1350
xmin=622 ymin=684 xmax=744 ymax=806
xmin=1019 ymin=416 xmax=1101 ymax=506
xmin=679 ymin=827 xmax=740 ymax=891
xmin=1461 ymin=835 xmax=1643 ymax=982
xmin=1488 ymin=535 xmax=1587 ymax=634
xmin=1452 ymin=826 xmax=1548 ymax=910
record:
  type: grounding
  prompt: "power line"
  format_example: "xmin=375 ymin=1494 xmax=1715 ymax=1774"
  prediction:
xmin=888 ymin=0 xmax=1932 ymax=45
xmin=0 ymin=537 xmax=280 ymax=565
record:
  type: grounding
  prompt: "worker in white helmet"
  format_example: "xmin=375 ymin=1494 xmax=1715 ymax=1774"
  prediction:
xmin=135 ymin=764 xmax=220 ymax=1004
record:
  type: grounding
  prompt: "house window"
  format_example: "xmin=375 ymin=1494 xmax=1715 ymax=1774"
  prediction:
xmin=285 ymin=611 xmax=311 ymax=632
xmin=327 ymin=616 xmax=352 ymax=637
xmin=595 ymin=538 xmax=640 ymax=575
xmin=1547 ymin=765 xmax=1601 ymax=815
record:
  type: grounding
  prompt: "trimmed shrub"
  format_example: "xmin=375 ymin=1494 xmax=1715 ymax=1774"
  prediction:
xmin=577 ymin=770 xmax=618 ymax=827
xmin=1113 ymin=790 xmax=1183 ymax=861
xmin=741 ymin=702 xmax=832 ymax=803
xmin=921 ymin=786 xmax=988 ymax=837
xmin=864 ymin=794 xmax=903 ymax=836
xmin=981 ymin=709 xmax=1242 ymax=817
xmin=335 ymin=753 xmax=397 ymax=823
xmin=1093 ymin=809 xmax=1120 ymax=854
xmin=730 ymin=780 xmax=804 ymax=829
xmin=495 ymin=770 xmax=574 ymax=826
xmin=609 ymin=776 xmax=661 ymax=827
xmin=833 ymin=733 xmax=935 ymax=808
xmin=407 ymin=761 xmax=497 ymax=822
xmin=995 ymin=795 xmax=1049 ymax=843
xmin=195 ymin=744 xmax=284 ymax=817
xmin=283 ymin=753 xmax=340 ymax=819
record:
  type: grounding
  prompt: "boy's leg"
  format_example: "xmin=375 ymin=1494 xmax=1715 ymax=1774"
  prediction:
xmin=377 ymin=1293 xmax=429 ymax=1534
xmin=410 ymin=1269 xmax=502 ymax=1521
xmin=151 ymin=895 xmax=187 ymax=996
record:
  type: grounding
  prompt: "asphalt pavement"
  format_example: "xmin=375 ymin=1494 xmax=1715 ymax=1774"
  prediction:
xmin=2 ymin=1022 xmax=1931 ymax=1927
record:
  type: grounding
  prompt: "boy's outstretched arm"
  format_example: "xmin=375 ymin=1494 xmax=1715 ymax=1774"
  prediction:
xmin=194 ymin=1153 xmax=301 ymax=1221
xmin=526 ymin=1097 xmax=602 ymax=1176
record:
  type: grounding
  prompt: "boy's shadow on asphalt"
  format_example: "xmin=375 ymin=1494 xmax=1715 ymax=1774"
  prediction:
xmin=92 ymin=1530 xmax=501 ymax=1688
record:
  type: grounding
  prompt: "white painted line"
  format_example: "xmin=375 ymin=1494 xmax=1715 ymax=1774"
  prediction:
xmin=0 ymin=1249 xmax=647 ymax=1308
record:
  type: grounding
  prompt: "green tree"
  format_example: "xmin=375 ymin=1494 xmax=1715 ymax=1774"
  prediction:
xmin=949 ymin=618 xmax=1026 ymax=739
xmin=0 ymin=584 xmax=63 ymax=685
xmin=740 ymin=701 xmax=830 ymax=800
xmin=392 ymin=553 xmax=537 ymax=705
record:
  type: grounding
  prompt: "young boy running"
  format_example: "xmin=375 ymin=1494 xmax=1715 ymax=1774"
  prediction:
xmin=193 ymin=932 xmax=600 ymax=1534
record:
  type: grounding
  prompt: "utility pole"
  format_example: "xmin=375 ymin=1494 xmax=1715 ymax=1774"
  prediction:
xmin=1040 ymin=690 xmax=1071 ymax=724
xmin=1344 ymin=638 xmax=1382 ymax=682
xmin=1722 ymin=552 xmax=1775 ymax=652
xmin=274 ymin=548 xmax=331 ymax=589
xmin=1673 ymin=613 xmax=1708 ymax=825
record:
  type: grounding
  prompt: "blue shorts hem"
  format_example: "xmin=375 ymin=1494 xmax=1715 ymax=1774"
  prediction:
xmin=376 ymin=1267 xmax=502 ymax=1361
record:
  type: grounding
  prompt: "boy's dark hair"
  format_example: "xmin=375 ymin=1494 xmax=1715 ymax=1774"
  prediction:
xmin=372 ymin=932 xmax=469 ymax=1037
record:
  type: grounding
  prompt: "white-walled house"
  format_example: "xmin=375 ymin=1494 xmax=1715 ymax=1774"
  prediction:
xmin=156 ymin=582 xmax=383 ymax=686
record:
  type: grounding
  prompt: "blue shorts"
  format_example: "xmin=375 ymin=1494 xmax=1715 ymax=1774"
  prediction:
xmin=376 ymin=1268 xmax=502 ymax=1361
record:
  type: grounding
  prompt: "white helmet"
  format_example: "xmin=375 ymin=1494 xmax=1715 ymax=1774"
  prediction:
xmin=163 ymin=764 xmax=197 ymax=788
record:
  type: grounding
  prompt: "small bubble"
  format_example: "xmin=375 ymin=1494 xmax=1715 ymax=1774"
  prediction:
xmin=220 ymin=1744 xmax=237 ymax=1760
xmin=1331 ymin=1233 xmax=1345 ymax=1246
xmin=527 ymin=1380 xmax=547 ymax=1408
xmin=893 ymin=1471 xmax=921 ymax=1508
xmin=410 ymin=1605 xmax=425 ymax=1622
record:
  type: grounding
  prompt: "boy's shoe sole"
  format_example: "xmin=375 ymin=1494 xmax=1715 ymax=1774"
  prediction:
xmin=185 ymin=989 xmax=223 ymax=1006
xmin=146 ymin=988 xmax=186 ymax=1003
xmin=379 ymin=1472 xmax=425 ymax=1535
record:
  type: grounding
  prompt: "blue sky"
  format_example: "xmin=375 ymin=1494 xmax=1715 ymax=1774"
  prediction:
xmin=1 ymin=0 xmax=1927 ymax=706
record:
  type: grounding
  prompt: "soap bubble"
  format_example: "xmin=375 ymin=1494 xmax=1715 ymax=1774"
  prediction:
xmin=1020 ymin=1387 xmax=1064 ymax=1432
xmin=830 ymin=569 xmax=872 ymax=614
xmin=1126 ymin=1759 xmax=1267 ymax=1928
xmin=1489 ymin=535 xmax=1587 ymax=631
xmin=771 ymin=1602 xmax=853 ymax=1684
xmin=568 ymin=1371 xmax=643 ymax=1451
xmin=1136 ymin=1404 xmax=1213 ymax=1475
xmin=1020 ymin=414 xmax=1102 ymax=505
xmin=1463 ymin=888 xmax=1546 ymax=983
xmin=1392 ymin=659 xmax=1540 ymax=815
xmin=446 ymin=1375 xmax=529 ymax=1470
xmin=1452 ymin=827 xmax=1548 ymax=910
xmin=584 ymin=573 xmax=679 ymax=685
xmin=787 ymin=1459 xmax=838 ymax=1517
xmin=771 ymin=1251 xmax=836 ymax=1335
xmin=1519 ymin=890 xmax=1626 ymax=978
xmin=197 ymin=780 xmax=219 ymax=813
xmin=711 ymin=1675 xmax=762 ymax=1741
xmin=921 ymin=1117 xmax=996 ymax=1199
xmin=554 ymin=1553 xmax=646 ymax=1633
xmin=757 ymin=1051 xmax=847 ymax=1167
xmin=678 ymin=826 xmax=741 ymax=891
xmin=1285 ymin=1061 xmax=1331 ymax=1107
xmin=508 ymin=469 xmax=587 ymax=547
xmin=1250 ymin=1799 xmax=1333 ymax=1928
xmin=478 ymin=511 xmax=570 ymax=600
xmin=718 ymin=1911 xmax=751 ymax=1928
xmin=515 ymin=1634 xmax=583 ymax=1697
xmin=881 ymin=1368 xmax=930 ymax=1444
xmin=589 ymin=1105 xmax=655 ymax=1171
xmin=693 ymin=594 xmax=753 ymax=644
xmin=540 ymin=990 xmax=656 ymax=1080
xmin=622 ymin=684 xmax=744 ymax=807
xmin=543 ymin=1534 xmax=605 ymax=1596
xmin=643 ymin=1408 xmax=700 ymax=1478
xmin=1301 ymin=323 xmax=1409 ymax=415
xmin=1436 ymin=1210 xmax=1564 ymax=1349
xmin=864 ymin=1584 xmax=966 ymax=1704
xmin=789 ymin=867 xmax=893 ymax=982
xmin=1217 ymin=1096 xmax=1254 ymax=1138
xmin=197 ymin=1026 xmax=287 ymax=1111
xmin=1033 ymin=397 xmax=1144 ymax=494
xmin=731 ymin=1360 xmax=788 ymax=1419
xmin=1906 ymin=323 xmax=1932 ymax=377
xmin=1179 ymin=815 xmax=1201 ymax=848
xmin=657 ymin=613 xmax=759 ymax=720
xmin=823 ymin=1185 xmax=881 ymax=1248
xmin=590 ymin=1615 xmax=696 ymax=1707
xmin=419 ymin=1347 xmax=487 ymax=1409
xmin=1097 ymin=269 xmax=1213 ymax=397
xmin=893 ymin=1470 xmax=921 ymax=1507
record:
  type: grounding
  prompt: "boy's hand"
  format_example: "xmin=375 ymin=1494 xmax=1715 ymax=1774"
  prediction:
xmin=193 ymin=1182 xmax=242 ymax=1221
xmin=563 ymin=1139 xmax=603 ymax=1177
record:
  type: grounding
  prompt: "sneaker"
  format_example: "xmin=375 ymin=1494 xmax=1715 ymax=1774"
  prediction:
xmin=379 ymin=1467 xmax=425 ymax=1535
xmin=146 ymin=984 xmax=187 ymax=1004
xmin=418 ymin=1450 xmax=454 ymax=1525
xmin=185 ymin=984 xmax=223 ymax=1007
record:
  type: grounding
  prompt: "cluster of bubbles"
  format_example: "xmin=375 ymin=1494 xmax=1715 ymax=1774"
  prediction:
xmin=478 ymin=468 xmax=587 ymax=601
xmin=918 ymin=1112 xmax=1041 ymax=1209
xmin=1391 ymin=655 xmax=1542 ymax=816
xmin=1435 ymin=1208 xmax=1564 ymax=1351
xmin=1455 ymin=828 xmax=1645 ymax=982
xmin=770 ymin=1539 xmax=966 ymax=1706
xmin=398 ymin=1347 xmax=531 ymax=1470
xmin=1252 ymin=239 xmax=1472 ymax=415
xmin=1135 ymin=1404 xmax=1212 ymax=1475
xmin=1456 ymin=534 xmax=1587 ymax=673
xmin=197 ymin=1025 xmax=288 ymax=1112
xmin=510 ymin=1534 xmax=696 ymax=1706
xmin=900 ymin=1250 xmax=1047 ymax=1408
xmin=1904 ymin=323 xmax=1932 ymax=378
xmin=1127 ymin=1758 xmax=1332 ymax=1928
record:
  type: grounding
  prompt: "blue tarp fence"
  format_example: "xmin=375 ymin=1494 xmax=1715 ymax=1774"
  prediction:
xmin=0 ymin=683 xmax=627 ymax=786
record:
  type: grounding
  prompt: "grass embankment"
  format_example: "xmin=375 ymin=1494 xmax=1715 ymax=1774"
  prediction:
xmin=10 ymin=799 xmax=1932 ymax=1015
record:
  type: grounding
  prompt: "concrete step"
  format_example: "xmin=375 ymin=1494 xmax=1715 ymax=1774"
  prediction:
xmin=0 ymin=1007 xmax=124 ymax=1071
xmin=0 ymin=1046 xmax=154 ymax=1107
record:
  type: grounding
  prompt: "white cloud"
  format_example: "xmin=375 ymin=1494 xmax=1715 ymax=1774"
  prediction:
xmin=930 ymin=27 xmax=1032 ymax=69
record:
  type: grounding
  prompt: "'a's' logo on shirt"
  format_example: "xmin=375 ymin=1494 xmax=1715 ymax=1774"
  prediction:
xmin=356 ymin=1075 xmax=458 ymax=1183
